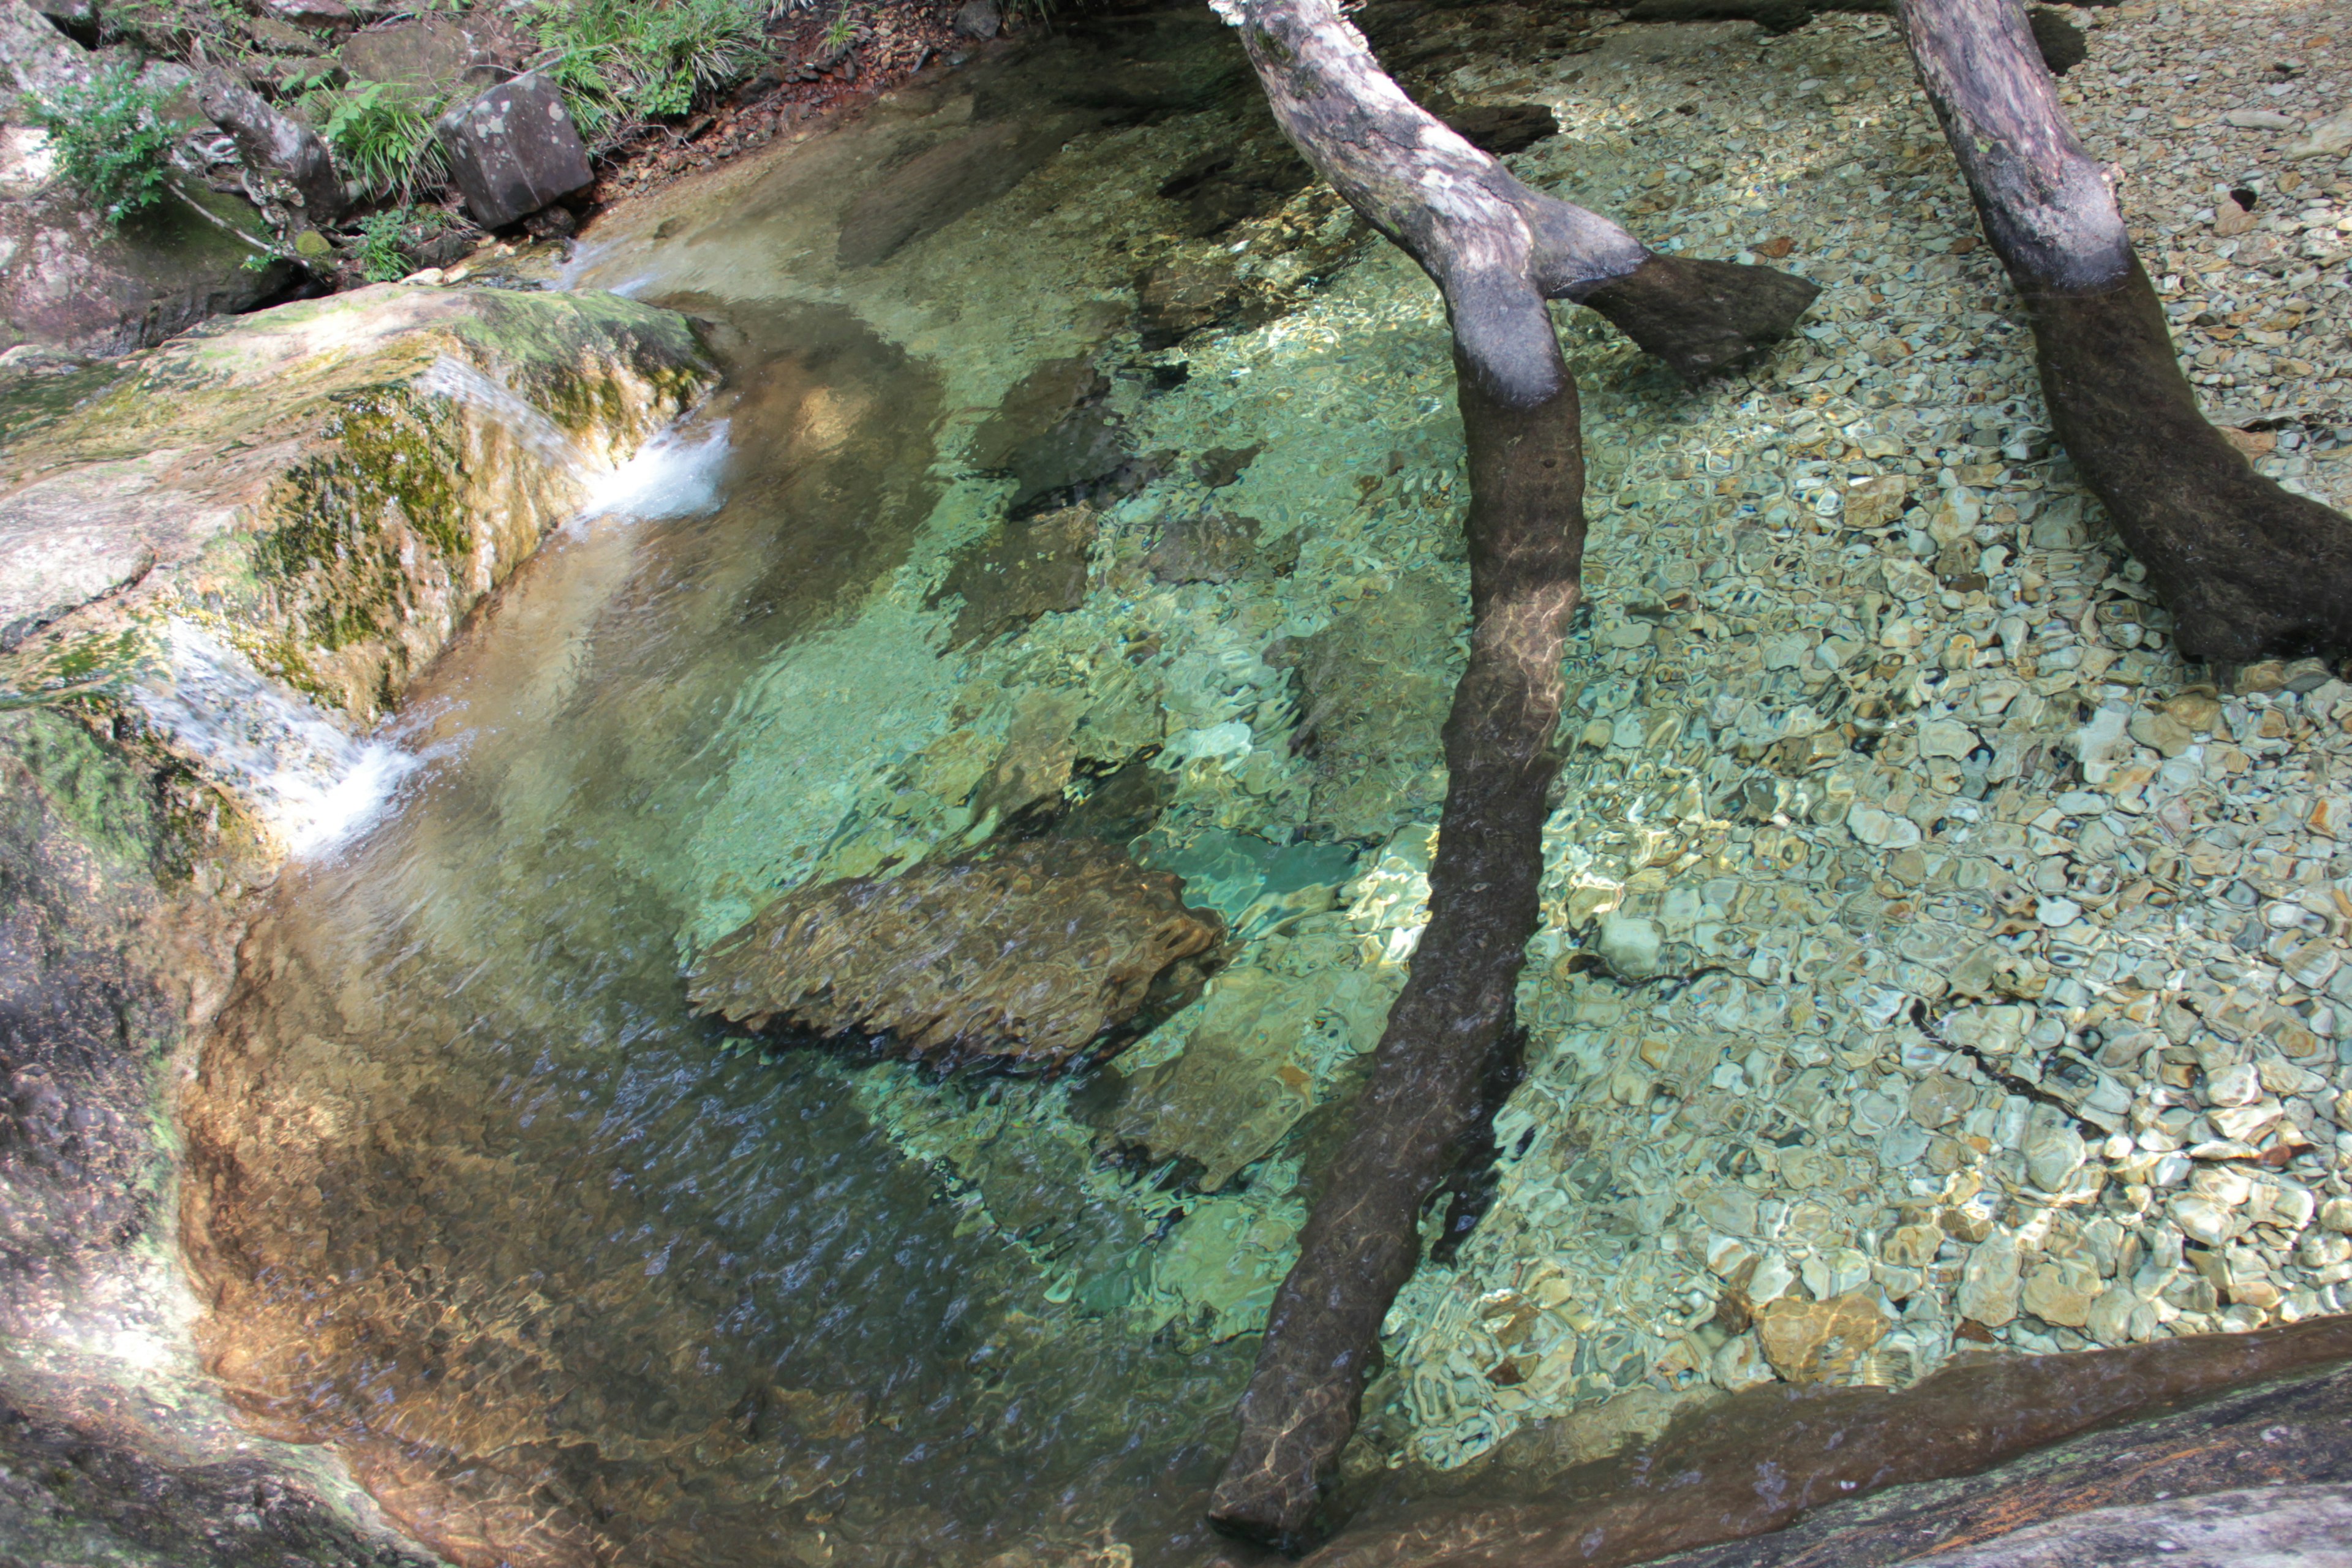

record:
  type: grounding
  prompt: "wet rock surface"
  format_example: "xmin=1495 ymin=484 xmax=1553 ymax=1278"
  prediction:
xmin=0 ymin=1389 xmax=437 ymax=1568
xmin=0 ymin=285 xmax=708 ymax=838
xmin=687 ymin=837 xmax=1223 ymax=1071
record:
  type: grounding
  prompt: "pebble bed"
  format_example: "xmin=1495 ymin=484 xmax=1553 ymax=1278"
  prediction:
xmin=663 ymin=0 xmax=2352 ymax=1480
xmin=1381 ymin=0 xmax=2352 ymax=1469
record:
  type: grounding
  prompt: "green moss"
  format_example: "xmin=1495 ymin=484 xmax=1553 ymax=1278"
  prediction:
xmin=0 ymin=628 xmax=153 ymax=706
xmin=0 ymin=705 xmax=197 ymax=884
xmin=254 ymin=389 xmax=465 ymax=655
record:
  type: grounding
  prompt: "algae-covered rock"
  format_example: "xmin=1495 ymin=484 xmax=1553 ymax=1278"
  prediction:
xmin=687 ymin=837 xmax=1223 ymax=1071
xmin=0 ymin=284 xmax=712 ymax=728
xmin=1293 ymin=572 xmax=1463 ymax=841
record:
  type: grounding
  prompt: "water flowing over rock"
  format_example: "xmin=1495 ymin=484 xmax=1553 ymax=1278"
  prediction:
xmin=0 ymin=284 xmax=710 ymax=846
xmin=687 ymin=838 xmax=1222 ymax=1070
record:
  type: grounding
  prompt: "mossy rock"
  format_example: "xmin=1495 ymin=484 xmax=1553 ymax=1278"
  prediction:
xmin=0 ymin=282 xmax=714 ymax=745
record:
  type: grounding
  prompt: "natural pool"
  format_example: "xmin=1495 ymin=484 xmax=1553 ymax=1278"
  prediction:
xmin=167 ymin=6 xmax=2352 ymax=1567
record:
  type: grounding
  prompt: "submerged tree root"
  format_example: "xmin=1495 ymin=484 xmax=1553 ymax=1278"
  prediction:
xmin=1295 ymin=1316 xmax=2352 ymax=1566
xmin=1201 ymin=0 xmax=1817 ymax=1542
xmin=1209 ymin=352 xmax=1585 ymax=1551
xmin=2021 ymin=262 xmax=2352 ymax=662
xmin=1896 ymin=0 xmax=2352 ymax=662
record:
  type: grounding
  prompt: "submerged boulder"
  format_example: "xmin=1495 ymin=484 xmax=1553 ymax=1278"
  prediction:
xmin=687 ymin=838 xmax=1223 ymax=1070
xmin=1292 ymin=571 xmax=1463 ymax=841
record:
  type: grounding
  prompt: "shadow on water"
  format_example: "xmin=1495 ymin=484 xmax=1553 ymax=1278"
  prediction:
xmin=177 ymin=299 xmax=1253 ymax=1568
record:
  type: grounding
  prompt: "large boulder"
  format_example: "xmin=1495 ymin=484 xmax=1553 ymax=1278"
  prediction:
xmin=435 ymin=70 xmax=592 ymax=229
xmin=336 ymin=14 xmax=514 ymax=92
xmin=0 ymin=0 xmax=301 ymax=353
xmin=0 ymin=181 xmax=293 ymax=356
xmin=0 ymin=285 xmax=713 ymax=831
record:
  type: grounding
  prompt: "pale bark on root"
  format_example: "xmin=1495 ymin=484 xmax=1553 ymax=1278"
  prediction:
xmin=1202 ymin=0 xmax=1813 ymax=1548
xmin=1210 ymin=0 xmax=1818 ymax=402
xmin=1897 ymin=0 xmax=2352 ymax=663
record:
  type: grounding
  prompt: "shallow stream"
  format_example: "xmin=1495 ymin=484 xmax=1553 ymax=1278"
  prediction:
xmin=169 ymin=6 xmax=2352 ymax=1566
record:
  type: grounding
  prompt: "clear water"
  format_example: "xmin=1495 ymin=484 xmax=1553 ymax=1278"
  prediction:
xmin=177 ymin=23 xmax=1300 ymax=1559
xmin=159 ymin=8 xmax=2352 ymax=1566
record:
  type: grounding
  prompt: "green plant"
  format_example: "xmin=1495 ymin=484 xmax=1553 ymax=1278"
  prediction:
xmin=349 ymin=205 xmax=456 ymax=283
xmin=26 ymin=62 xmax=187 ymax=228
xmin=312 ymin=79 xmax=448 ymax=203
xmin=531 ymin=0 xmax=766 ymax=144
xmin=821 ymin=5 xmax=856 ymax=52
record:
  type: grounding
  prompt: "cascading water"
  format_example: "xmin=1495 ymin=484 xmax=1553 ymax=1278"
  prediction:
xmin=131 ymin=621 xmax=419 ymax=857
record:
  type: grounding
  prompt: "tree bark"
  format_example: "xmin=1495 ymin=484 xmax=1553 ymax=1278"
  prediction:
xmin=1202 ymin=0 xmax=1815 ymax=1548
xmin=1213 ymin=0 xmax=1819 ymax=397
xmin=1896 ymin=0 xmax=2352 ymax=662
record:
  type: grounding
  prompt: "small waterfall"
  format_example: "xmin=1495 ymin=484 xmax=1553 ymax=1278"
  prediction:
xmin=132 ymin=622 xmax=418 ymax=856
xmin=575 ymin=421 xmax=731 ymax=522
xmin=421 ymin=352 xmax=730 ymax=522
xmin=124 ymin=366 xmax=728 ymax=857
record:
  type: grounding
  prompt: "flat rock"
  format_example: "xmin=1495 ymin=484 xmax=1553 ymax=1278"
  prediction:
xmin=1292 ymin=573 xmax=1461 ymax=840
xmin=929 ymin=505 xmax=1099 ymax=649
xmin=1148 ymin=511 xmax=1294 ymax=584
xmin=1112 ymin=965 xmax=1327 ymax=1189
xmin=686 ymin=837 xmax=1223 ymax=1070
xmin=1958 ymin=1232 xmax=2022 ymax=1327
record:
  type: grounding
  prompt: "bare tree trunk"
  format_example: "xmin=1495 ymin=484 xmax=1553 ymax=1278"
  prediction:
xmin=1897 ymin=0 xmax=2352 ymax=662
xmin=1202 ymin=0 xmax=1815 ymax=1547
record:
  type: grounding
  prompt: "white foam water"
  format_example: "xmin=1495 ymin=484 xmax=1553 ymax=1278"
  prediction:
xmin=415 ymin=356 xmax=584 ymax=472
xmin=574 ymin=420 xmax=731 ymax=524
xmin=125 ymin=367 xmax=728 ymax=856
xmin=133 ymin=622 xmax=418 ymax=858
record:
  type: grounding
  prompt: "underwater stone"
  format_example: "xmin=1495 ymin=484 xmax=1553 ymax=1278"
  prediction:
xmin=1293 ymin=573 xmax=1461 ymax=842
xmin=930 ymin=504 xmax=1099 ymax=649
xmin=1147 ymin=511 xmax=1294 ymax=585
xmin=1112 ymin=965 xmax=1325 ymax=1189
xmin=686 ymin=838 xmax=1222 ymax=1070
xmin=1754 ymin=1292 xmax=1888 ymax=1384
xmin=1594 ymin=914 xmax=1662 ymax=981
